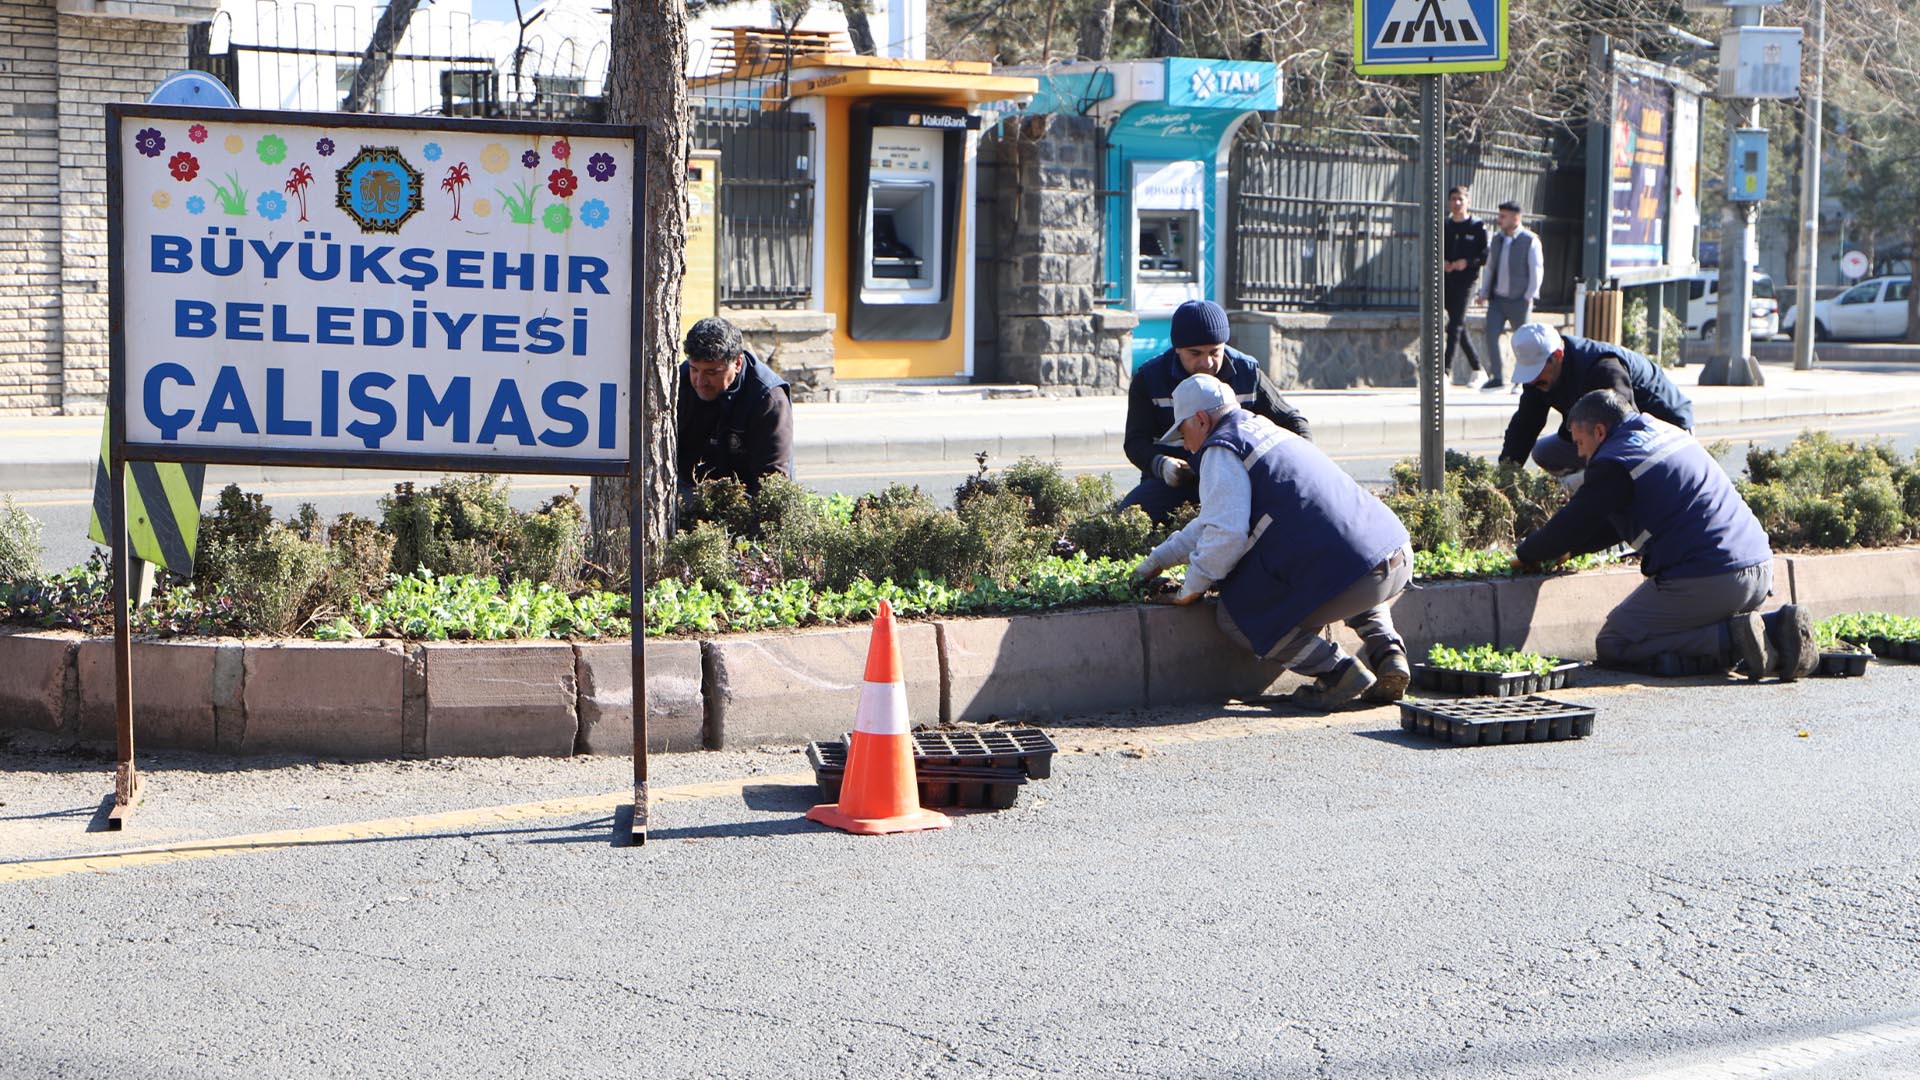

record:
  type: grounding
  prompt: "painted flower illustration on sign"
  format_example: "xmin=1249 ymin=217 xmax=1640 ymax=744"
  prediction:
xmin=285 ymin=163 xmax=314 ymax=221
xmin=579 ymin=198 xmax=609 ymax=229
xmin=316 ymin=136 xmax=336 ymax=157
xmin=480 ymin=143 xmax=509 ymax=174
xmin=552 ymin=139 xmax=570 ymax=161
xmin=423 ymin=142 xmax=443 ymax=162
xmin=547 ymin=167 xmax=577 ymax=198
xmin=186 ymin=195 xmax=206 ymax=215
xmin=189 ymin=123 xmax=208 ymax=144
xmin=151 ymin=191 xmax=171 ymax=210
xmin=256 ymin=190 xmax=287 ymax=221
xmin=586 ymin=152 xmax=616 ymax=182
xmin=168 ymin=151 xmax=200 ymax=182
xmin=472 ymin=197 xmax=492 ymax=219
xmin=441 ymin=162 xmax=471 ymax=220
xmin=224 ymin=135 xmax=244 ymax=154
xmin=134 ymin=128 xmax=166 ymax=158
xmin=521 ymin=149 xmax=540 ymax=169
xmin=257 ymin=134 xmax=288 ymax=165
xmin=543 ymin=203 xmax=571 ymax=234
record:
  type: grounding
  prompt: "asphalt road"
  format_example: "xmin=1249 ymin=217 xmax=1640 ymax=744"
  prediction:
xmin=13 ymin=409 xmax=1920 ymax=576
xmin=3 ymin=668 xmax=1918 ymax=1078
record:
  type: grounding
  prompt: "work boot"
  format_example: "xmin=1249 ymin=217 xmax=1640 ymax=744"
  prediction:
xmin=1362 ymin=648 xmax=1412 ymax=703
xmin=1291 ymin=657 xmax=1376 ymax=711
xmin=1769 ymin=604 xmax=1819 ymax=681
xmin=1728 ymin=611 xmax=1775 ymax=680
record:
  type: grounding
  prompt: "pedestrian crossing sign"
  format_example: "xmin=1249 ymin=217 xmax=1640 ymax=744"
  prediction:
xmin=1354 ymin=0 xmax=1508 ymax=74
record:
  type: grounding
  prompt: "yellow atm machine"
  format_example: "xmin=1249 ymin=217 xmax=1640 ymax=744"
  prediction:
xmin=706 ymin=44 xmax=1032 ymax=382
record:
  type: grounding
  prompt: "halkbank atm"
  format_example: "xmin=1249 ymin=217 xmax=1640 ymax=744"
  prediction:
xmin=847 ymin=102 xmax=973 ymax=342
xmin=1021 ymin=58 xmax=1279 ymax=366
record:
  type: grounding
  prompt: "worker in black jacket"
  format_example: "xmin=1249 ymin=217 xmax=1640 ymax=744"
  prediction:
xmin=676 ymin=316 xmax=794 ymax=504
xmin=1121 ymin=300 xmax=1311 ymax=523
xmin=1444 ymin=186 xmax=1488 ymax=384
xmin=1500 ymin=323 xmax=1694 ymax=479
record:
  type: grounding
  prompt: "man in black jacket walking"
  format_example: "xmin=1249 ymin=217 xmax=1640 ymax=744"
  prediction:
xmin=1500 ymin=323 xmax=1694 ymax=480
xmin=1444 ymin=186 xmax=1488 ymax=385
xmin=1120 ymin=300 xmax=1311 ymax=523
xmin=676 ymin=316 xmax=794 ymax=505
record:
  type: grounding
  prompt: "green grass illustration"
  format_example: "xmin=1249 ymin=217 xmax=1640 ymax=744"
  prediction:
xmin=208 ymin=171 xmax=250 ymax=215
xmin=496 ymin=180 xmax=537 ymax=225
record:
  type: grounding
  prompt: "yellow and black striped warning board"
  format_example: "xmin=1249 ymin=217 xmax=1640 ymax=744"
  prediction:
xmin=86 ymin=414 xmax=205 ymax=577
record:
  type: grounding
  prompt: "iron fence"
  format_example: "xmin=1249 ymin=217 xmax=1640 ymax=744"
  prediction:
xmin=690 ymin=99 xmax=815 ymax=309
xmin=1228 ymin=130 xmax=1583 ymax=312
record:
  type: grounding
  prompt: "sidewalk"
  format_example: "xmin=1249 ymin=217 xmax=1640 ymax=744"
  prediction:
xmin=4 ymin=361 xmax=1919 ymax=492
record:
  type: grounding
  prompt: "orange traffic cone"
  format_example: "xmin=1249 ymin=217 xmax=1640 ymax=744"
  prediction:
xmin=806 ymin=600 xmax=949 ymax=836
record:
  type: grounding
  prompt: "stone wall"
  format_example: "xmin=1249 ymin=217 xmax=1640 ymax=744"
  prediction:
xmin=1228 ymin=309 xmax=1576 ymax=390
xmin=0 ymin=0 xmax=213 ymax=416
xmin=720 ymin=307 xmax=836 ymax=402
xmin=978 ymin=113 xmax=1127 ymax=396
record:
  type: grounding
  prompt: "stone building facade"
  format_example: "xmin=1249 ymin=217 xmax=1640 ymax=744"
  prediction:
xmin=0 ymin=0 xmax=215 ymax=415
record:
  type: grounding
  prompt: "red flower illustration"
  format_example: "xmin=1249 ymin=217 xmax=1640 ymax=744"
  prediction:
xmin=552 ymin=138 xmax=571 ymax=161
xmin=168 ymin=151 xmax=200 ymax=182
xmin=189 ymin=123 xmax=208 ymax=144
xmin=547 ymin=167 xmax=578 ymax=198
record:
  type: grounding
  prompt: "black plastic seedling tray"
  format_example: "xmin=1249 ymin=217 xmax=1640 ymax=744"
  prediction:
xmin=1411 ymin=661 xmax=1585 ymax=697
xmin=1398 ymin=695 xmax=1596 ymax=746
xmin=1864 ymin=637 xmax=1920 ymax=663
xmin=806 ymin=741 xmax=1029 ymax=810
xmin=912 ymin=728 xmax=1057 ymax=780
xmin=1815 ymin=651 xmax=1871 ymax=678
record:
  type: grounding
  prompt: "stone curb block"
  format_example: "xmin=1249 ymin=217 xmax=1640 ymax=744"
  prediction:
xmin=575 ymin=640 xmax=704 ymax=755
xmin=1139 ymin=602 xmax=1295 ymax=705
xmin=423 ymin=642 xmax=578 ymax=758
xmin=705 ymin=622 xmax=940 ymax=748
xmin=242 ymin=641 xmax=406 ymax=758
xmin=75 ymin=637 xmax=240 ymax=752
xmin=941 ymin=607 xmax=1145 ymax=723
xmin=1785 ymin=549 xmax=1920 ymax=621
xmin=1492 ymin=570 xmax=1645 ymax=661
xmin=0 ymin=630 xmax=79 ymax=734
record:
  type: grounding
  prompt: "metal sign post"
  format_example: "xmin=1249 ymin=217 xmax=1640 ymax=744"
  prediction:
xmin=105 ymin=105 xmax=645 ymax=832
xmin=1354 ymin=0 xmax=1507 ymax=492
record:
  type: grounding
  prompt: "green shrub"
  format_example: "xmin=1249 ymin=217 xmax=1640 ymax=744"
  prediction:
xmin=660 ymin=520 xmax=734 ymax=591
xmin=1844 ymin=476 xmax=1905 ymax=547
xmin=1385 ymin=452 xmax=1564 ymax=549
xmin=1065 ymin=505 xmax=1156 ymax=561
xmin=0 ymin=496 xmax=44 ymax=583
xmin=1385 ymin=489 xmax=1466 ymax=551
xmin=208 ymin=524 xmax=330 ymax=635
xmin=996 ymin=459 xmax=1111 ymax=530
xmin=513 ymin=492 xmax=587 ymax=588
xmin=318 ymin=514 xmax=396 ymax=614
xmin=379 ymin=475 xmax=519 ymax=577
xmin=1735 ymin=432 xmax=1918 ymax=550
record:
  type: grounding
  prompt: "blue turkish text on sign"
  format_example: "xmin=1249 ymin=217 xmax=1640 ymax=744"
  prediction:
xmin=1164 ymin=59 xmax=1278 ymax=111
xmin=1355 ymin=0 xmax=1507 ymax=73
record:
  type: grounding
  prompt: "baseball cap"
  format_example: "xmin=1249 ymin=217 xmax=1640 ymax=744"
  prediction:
xmin=1510 ymin=323 xmax=1563 ymax=386
xmin=1159 ymin=373 xmax=1237 ymax=442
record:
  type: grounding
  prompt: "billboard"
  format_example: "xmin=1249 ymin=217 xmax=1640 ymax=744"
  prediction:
xmin=109 ymin=106 xmax=640 ymax=473
xmin=1585 ymin=51 xmax=1704 ymax=285
xmin=1610 ymin=75 xmax=1673 ymax=271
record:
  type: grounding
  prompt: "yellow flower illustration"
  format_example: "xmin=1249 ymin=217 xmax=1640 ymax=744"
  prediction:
xmin=224 ymin=134 xmax=244 ymax=154
xmin=151 ymin=191 xmax=170 ymax=209
xmin=472 ymin=198 xmax=493 ymax=218
xmin=480 ymin=143 xmax=510 ymax=174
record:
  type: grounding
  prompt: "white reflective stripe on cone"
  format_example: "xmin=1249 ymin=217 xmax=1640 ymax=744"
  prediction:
xmin=851 ymin=679 xmax=911 ymax=736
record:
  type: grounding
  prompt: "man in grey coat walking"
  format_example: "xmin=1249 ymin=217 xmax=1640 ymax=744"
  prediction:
xmin=1479 ymin=200 xmax=1543 ymax=392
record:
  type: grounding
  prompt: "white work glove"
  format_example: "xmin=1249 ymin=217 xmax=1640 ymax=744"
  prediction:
xmin=1132 ymin=552 xmax=1164 ymax=581
xmin=1154 ymin=455 xmax=1195 ymax=488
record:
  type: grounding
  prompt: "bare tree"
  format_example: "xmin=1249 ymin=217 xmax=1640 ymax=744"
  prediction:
xmin=1078 ymin=0 xmax=1115 ymax=60
xmin=591 ymin=0 xmax=689 ymax=569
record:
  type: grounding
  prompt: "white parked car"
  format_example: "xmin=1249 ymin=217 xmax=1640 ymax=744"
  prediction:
xmin=1782 ymin=275 xmax=1913 ymax=340
xmin=1684 ymin=272 xmax=1779 ymax=341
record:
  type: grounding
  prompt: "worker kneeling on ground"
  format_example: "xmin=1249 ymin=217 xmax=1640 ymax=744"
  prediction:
xmin=676 ymin=316 xmax=794 ymax=506
xmin=1132 ymin=374 xmax=1414 ymax=708
xmin=1121 ymin=299 xmax=1311 ymax=523
xmin=1515 ymin=389 xmax=1817 ymax=680
xmin=1501 ymin=323 xmax=1694 ymax=484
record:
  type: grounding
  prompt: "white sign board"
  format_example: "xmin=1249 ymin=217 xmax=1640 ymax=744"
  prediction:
xmin=1841 ymin=250 xmax=1869 ymax=280
xmin=1719 ymin=27 xmax=1802 ymax=100
xmin=112 ymin=107 xmax=638 ymax=468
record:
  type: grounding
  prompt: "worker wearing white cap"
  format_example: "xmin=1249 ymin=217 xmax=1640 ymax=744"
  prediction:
xmin=1131 ymin=373 xmax=1415 ymax=708
xmin=1500 ymin=323 xmax=1695 ymax=481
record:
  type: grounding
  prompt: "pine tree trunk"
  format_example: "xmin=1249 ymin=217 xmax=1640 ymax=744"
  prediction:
xmin=592 ymin=0 xmax=687 ymax=581
xmin=1147 ymin=0 xmax=1182 ymax=57
xmin=845 ymin=2 xmax=877 ymax=54
xmin=1077 ymin=0 xmax=1114 ymax=60
xmin=342 ymin=0 xmax=424 ymax=112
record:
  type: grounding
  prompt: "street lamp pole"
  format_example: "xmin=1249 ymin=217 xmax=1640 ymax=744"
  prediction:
xmin=1792 ymin=0 xmax=1824 ymax=371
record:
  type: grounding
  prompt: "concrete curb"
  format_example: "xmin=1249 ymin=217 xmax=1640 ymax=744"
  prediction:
xmin=6 ymin=547 xmax=1919 ymax=758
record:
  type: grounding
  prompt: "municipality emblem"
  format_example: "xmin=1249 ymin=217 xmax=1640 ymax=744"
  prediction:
xmin=334 ymin=146 xmax=424 ymax=234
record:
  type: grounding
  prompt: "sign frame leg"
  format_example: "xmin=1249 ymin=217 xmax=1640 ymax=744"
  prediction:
xmin=107 ymin=454 xmax=139 ymax=830
xmin=1418 ymin=73 xmax=1447 ymax=493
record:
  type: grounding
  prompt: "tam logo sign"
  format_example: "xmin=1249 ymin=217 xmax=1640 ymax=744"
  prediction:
xmin=1188 ymin=65 xmax=1261 ymax=101
xmin=1164 ymin=58 xmax=1278 ymax=111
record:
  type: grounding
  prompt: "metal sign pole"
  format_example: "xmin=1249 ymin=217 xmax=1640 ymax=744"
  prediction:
xmin=109 ymin=453 xmax=138 ymax=828
xmin=627 ymin=124 xmax=653 ymax=848
xmin=1418 ymin=74 xmax=1446 ymax=493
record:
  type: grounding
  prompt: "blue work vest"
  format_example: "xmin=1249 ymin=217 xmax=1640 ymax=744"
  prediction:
xmin=1589 ymin=414 xmax=1772 ymax=580
xmin=1202 ymin=410 xmax=1410 ymax=656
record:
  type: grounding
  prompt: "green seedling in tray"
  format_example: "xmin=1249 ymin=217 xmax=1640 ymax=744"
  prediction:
xmin=1426 ymin=643 xmax=1561 ymax=676
xmin=1816 ymin=612 xmax=1920 ymax=650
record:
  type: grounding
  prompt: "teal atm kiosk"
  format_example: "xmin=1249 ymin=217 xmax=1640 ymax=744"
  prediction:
xmin=1020 ymin=58 xmax=1279 ymax=366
